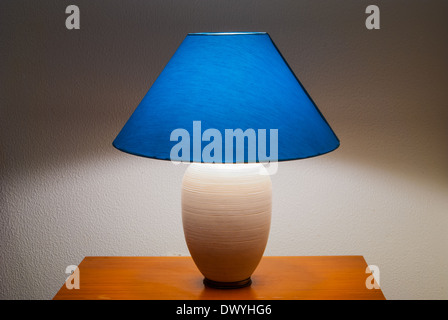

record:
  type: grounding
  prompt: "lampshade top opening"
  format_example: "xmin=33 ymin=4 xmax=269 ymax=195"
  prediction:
xmin=189 ymin=32 xmax=267 ymax=36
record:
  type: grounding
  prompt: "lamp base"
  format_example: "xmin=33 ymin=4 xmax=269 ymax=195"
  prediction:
xmin=203 ymin=277 xmax=252 ymax=289
xmin=182 ymin=163 xmax=272 ymax=288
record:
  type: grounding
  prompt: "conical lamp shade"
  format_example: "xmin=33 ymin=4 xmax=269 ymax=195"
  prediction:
xmin=113 ymin=32 xmax=339 ymax=162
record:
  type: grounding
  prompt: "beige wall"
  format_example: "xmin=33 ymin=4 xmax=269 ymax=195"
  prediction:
xmin=1 ymin=0 xmax=447 ymax=299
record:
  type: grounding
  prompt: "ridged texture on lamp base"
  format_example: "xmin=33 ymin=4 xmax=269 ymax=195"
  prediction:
xmin=182 ymin=163 xmax=272 ymax=285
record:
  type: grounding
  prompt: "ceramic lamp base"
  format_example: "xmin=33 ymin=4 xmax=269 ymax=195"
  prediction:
xmin=181 ymin=163 xmax=272 ymax=288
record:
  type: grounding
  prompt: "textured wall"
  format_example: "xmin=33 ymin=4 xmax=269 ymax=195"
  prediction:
xmin=1 ymin=0 xmax=447 ymax=299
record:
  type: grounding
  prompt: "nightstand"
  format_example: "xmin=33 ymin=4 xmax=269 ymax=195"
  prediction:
xmin=53 ymin=256 xmax=385 ymax=300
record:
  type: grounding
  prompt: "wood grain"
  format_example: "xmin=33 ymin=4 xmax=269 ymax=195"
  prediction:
xmin=53 ymin=256 xmax=385 ymax=300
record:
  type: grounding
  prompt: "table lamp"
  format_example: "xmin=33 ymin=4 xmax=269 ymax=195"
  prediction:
xmin=113 ymin=32 xmax=339 ymax=289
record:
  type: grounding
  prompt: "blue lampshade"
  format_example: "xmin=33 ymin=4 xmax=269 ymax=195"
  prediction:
xmin=113 ymin=32 xmax=339 ymax=163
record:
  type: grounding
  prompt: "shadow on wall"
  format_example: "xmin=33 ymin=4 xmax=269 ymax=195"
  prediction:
xmin=1 ymin=0 xmax=447 ymax=191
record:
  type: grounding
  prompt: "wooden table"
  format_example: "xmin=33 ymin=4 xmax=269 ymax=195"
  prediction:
xmin=53 ymin=256 xmax=385 ymax=300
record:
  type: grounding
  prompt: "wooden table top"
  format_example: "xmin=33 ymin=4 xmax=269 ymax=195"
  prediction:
xmin=53 ymin=256 xmax=385 ymax=300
